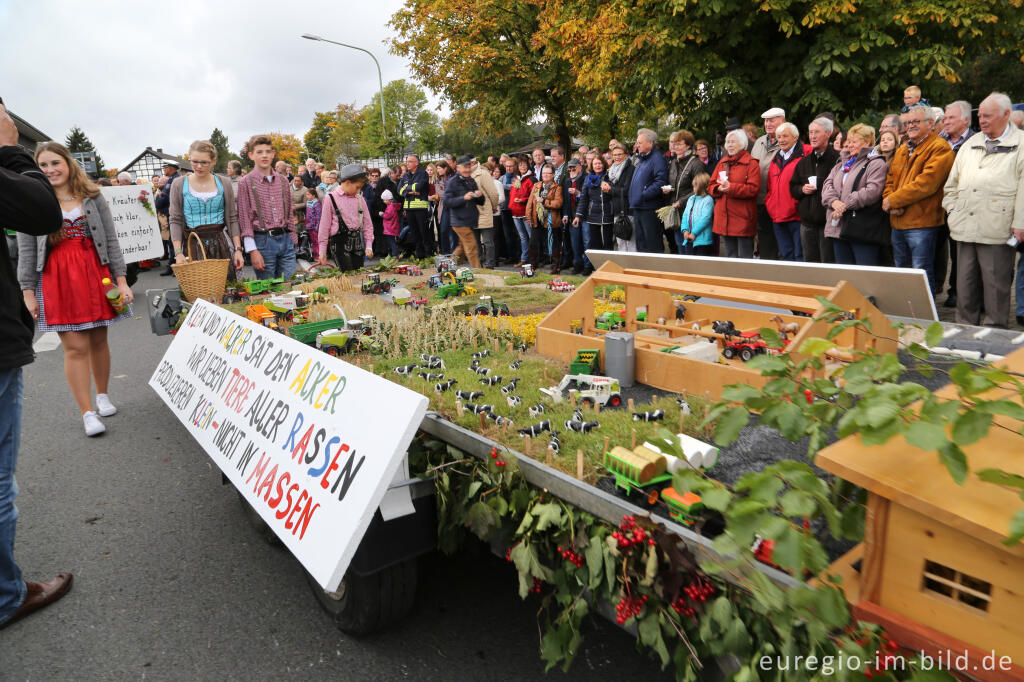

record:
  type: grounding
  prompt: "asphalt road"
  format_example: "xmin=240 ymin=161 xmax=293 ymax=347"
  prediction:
xmin=1 ymin=266 xmax=670 ymax=681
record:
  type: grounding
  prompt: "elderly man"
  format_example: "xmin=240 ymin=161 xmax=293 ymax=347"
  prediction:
xmin=116 ymin=171 xmax=133 ymax=186
xmin=300 ymin=158 xmax=317 ymax=188
xmin=398 ymin=154 xmax=433 ymax=258
xmin=531 ymin=148 xmax=547 ymax=182
xmin=935 ymin=100 xmax=974 ymax=307
xmin=943 ymin=93 xmax=1024 ymax=328
xmin=790 ymin=117 xmax=840 ymax=263
xmin=628 ymin=128 xmax=669 ymax=253
xmin=882 ymin=104 xmax=955 ymax=295
xmin=879 ymin=114 xmax=903 ymax=143
xmin=765 ymin=122 xmax=810 ymax=261
xmin=751 ymin=107 xmax=785 ymax=260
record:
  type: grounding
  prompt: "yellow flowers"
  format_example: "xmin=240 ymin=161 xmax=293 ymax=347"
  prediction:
xmin=468 ymin=313 xmax=545 ymax=346
xmin=594 ymin=299 xmax=625 ymax=317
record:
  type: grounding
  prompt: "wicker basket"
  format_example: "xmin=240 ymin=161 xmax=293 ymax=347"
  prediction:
xmin=171 ymin=231 xmax=230 ymax=303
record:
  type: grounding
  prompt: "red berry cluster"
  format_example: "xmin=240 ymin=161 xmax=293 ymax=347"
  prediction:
xmin=557 ymin=546 xmax=583 ymax=568
xmin=529 ymin=577 xmax=544 ymax=594
xmin=753 ymin=538 xmax=776 ymax=565
xmin=505 ymin=542 xmax=518 ymax=562
xmin=612 ymin=515 xmax=656 ymax=550
xmin=803 ymin=388 xmax=814 ymax=404
xmin=670 ymin=578 xmax=715 ymax=616
xmin=615 ymin=593 xmax=648 ymax=625
xmin=490 ymin=447 xmax=506 ymax=468
xmin=862 ymin=638 xmax=901 ymax=678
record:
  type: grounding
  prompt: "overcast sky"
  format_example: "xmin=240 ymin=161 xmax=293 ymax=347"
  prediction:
xmin=1 ymin=0 xmax=438 ymax=167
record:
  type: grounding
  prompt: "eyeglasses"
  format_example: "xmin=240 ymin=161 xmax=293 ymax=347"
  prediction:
xmin=191 ymin=160 xmax=212 ymax=167
xmin=903 ymin=118 xmax=928 ymax=127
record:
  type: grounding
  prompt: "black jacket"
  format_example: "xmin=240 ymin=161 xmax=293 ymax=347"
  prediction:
xmin=562 ymin=172 xmax=584 ymax=219
xmin=668 ymin=154 xmax=704 ymax=212
xmin=444 ymin=174 xmax=485 ymax=228
xmin=789 ymin=147 xmax=840 ymax=227
xmin=576 ymin=172 xmax=613 ymax=225
xmin=375 ymin=176 xmax=398 ymax=213
xmin=300 ymin=169 xmax=318 ymax=189
xmin=607 ymin=160 xmax=635 ymax=216
xmin=154 ymin=171 xmax=179 ymax=216
xmin=0 ymin=145 xmax=62 ymax=370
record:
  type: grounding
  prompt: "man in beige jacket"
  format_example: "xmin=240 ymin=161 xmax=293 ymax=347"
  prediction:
xmin=470 ymin=159 xmax=499 ymax=268
xmin=942 ymin=92 xmax=1024 ymax=327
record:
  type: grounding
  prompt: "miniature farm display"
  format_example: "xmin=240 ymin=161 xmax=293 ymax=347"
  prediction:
xmin=547 ymin=276 xmax=575 ymax=292
xmin=473 ymin=295 xmax=510 ymax=317
xmin=361 ymin=273 xmax=396 ymax=295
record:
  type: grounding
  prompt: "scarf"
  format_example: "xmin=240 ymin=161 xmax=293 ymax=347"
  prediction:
xmin=586 ymin=171 xmax=606 ymax=187
xmin=608 ymin=161 xmax=625 ymax=183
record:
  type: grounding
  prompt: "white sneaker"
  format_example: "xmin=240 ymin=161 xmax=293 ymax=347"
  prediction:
xmin=83 ymin=411 xmax=105 ymax=437
xmin=95 ymin=393 xmax=117 ymax=417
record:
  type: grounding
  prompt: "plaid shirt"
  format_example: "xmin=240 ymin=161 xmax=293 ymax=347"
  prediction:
xmin=237 ymin=168 xmax=291 ymax=239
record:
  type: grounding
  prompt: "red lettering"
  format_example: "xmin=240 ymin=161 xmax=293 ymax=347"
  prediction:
xmin=257 ymin=464 xmax=278 ymax=501
xmin=290 ymin=425 xmax=314 ymax=463
xmin=295 ymin=497 xmax=320 ymax=540
xmin=267 ymin=472 xmax=291 ymax=509
xmin=276 ymin=484 xmax=299 ymax=520
xmin=286 ymin=490 xmax=308 ymax=530
xmin=320 ymin=443 xmax=349 ymax=489
xmin=245 ymin=452 xmax=269 ymax=486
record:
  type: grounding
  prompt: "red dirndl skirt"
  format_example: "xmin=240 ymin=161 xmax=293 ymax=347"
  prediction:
xmin=41 ymin=237 xmax=117 ymax=326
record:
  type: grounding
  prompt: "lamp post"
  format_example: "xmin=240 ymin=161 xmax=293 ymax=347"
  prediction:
xmin=301 ymin=34 xmax=387 ymax=157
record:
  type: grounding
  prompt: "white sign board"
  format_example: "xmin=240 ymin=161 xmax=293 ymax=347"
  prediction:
xmin=100 ymin=184 xmax=163 ymax=262
xmin=149 ymin=299 xmax=428 ymax=591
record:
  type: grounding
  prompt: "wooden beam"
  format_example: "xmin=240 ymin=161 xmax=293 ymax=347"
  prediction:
xmin=589 ymin=271 xmax=822 ymax=312
xmin=620 ymin=268 xmax=835 ymax=299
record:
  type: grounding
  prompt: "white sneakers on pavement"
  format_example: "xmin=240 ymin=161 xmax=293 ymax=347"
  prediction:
xmin=95 ymin=393 xmax=117 ymax=417
xmin=83 ymin=411 xmax=105 ymax=437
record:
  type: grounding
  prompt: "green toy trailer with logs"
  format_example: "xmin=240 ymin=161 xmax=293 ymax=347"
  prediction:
xmin=602 ymin=446 xmax=672 ymax=495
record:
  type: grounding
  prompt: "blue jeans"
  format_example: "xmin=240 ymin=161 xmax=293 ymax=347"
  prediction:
xmin=1016 ymin=253 xmax=1024 ymax=317
xmin=512 ymin=217 xmax=530 ymax=262
xmin=773 ymin=221 xmax=803 ymax=261
xmin=0 ymin=368 xmax=26 ymax=626
xmin=253 ymin=232 xmax=297 ymax=280
xmin=384 ymin=235 xmax=400 ymax=257
xmin=892 ymin=226 xmax=940 ymax=293
xmin=832 ymin=239 xmax=880 ymax=266
xmin=571 ymin=220 xmax=595 ymax=270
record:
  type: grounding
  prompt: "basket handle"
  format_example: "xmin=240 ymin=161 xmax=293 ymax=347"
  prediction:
xmin=186 ymin=230 xmax=208 ymax=260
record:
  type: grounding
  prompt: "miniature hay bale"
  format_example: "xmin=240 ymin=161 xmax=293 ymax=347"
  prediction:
xmin=607 ymin=446 xmax=657 ymax=484
xmin=631 ymin=445 xmax=667 ymax=477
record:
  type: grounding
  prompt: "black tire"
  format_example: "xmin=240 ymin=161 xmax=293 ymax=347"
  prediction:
xmin=608 ymin=394 xmax=622 ymax=407
xmin=306 ymin=559 xmax=418 ymax=636
xmin=579 ymin=397 xmax=595 ymax=408
xmin=474 ymin=306 xmax=490 ymax=316
xmin=740 ymin=348 xmax=754 ymax=362
xmin=497 ymin=305 xmax=510 ymax=316
xmin=722 ymin=347 xmax=736 ymax=360
xmin=236 ymin=490 xmax=282 ymax=546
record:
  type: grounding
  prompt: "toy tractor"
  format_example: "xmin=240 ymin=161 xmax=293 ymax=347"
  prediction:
xmin=547 ymin=276 xmax=575 ymax=292
xmin=540 ymin=373 xmax=622 ymax=408
xmin=361 ymin=273 xmax=394 ymax=295
xmin=436 ymin=256 xmax=456 ymax=273
xmin=595 ymin=310 xmax=625 ymax=331
xmin=455 ymin=267 xmax=474 ymax=282
xmin=435 ymin=282 xmax=466 ymax=299
xmin=722 ymin=330 xmax=768 ymax=362
xmin=427 ymin=274 xmax=442 ymax=288
xmin=519 ymin=263 xmax=535 ymax=277
xmin=395 ymin=264 xmax=423 ymax=276
xmin=473 ymin=295 xmax=510 ymax=316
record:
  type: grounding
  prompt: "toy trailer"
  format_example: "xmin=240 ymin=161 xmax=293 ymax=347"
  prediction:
xmin=602 ymin=446 xmax=672 ymax=495
xmin=241 ymin=279 xmax=271 ymax=296
xmin=569 ymin=349 xmax=600 ymax=375
xmin=245 ymin=304 xmax=275 ymax=325
xmin=661 ymin=488 xmax=703 ymax=526
xmin=288 ymin=318 xmax=348 ymax=345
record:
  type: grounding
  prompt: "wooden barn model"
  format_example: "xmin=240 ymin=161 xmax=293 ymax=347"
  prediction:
xmin=535 ymin=260 xmax=895 ymax=400
xmin=817 ymin=346 xmax=1024 ymax=681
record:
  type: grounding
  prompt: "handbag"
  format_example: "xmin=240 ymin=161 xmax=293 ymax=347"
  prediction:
xmin=613 ymin=212 xmax=633 ymax=240
xmin=839 ymin=159 xmax=888 ymax=245
xmin=328 ymin=194 xmax=365 ymax=254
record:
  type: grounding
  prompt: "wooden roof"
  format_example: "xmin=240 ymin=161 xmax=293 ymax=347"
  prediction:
xmin=816 ymin=346 xmax=1024 ymax=555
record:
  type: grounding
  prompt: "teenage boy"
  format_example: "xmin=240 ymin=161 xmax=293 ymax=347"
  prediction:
xmin=317 ymin=163 xmax=374 ymax=271
xmin=237 ymin=134 xmax=297 ymax=279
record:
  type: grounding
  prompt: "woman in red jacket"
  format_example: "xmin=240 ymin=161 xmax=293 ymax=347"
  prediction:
xmin=709 ymin=130 xmax=761 ymax=258
xmin=508 ymin=156 xmax=534 ymax=266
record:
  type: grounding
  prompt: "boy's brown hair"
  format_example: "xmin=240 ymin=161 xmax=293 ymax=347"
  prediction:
xmin=247 ymin=134 xmax=274 ymax=150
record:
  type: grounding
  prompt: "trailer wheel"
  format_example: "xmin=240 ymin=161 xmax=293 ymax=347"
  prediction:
xmin=608 ymin=394 xmax=622 ymax=407
xmin=236 ymin=490 xmax=281 ymax=546
xmin=306 ymin=558 xmax=418 ymax=636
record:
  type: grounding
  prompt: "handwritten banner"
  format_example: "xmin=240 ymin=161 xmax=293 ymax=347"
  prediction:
xmin=148 ymin=298 xmax=428 ymax=591
xmin=100 ymin=184 xmax=163 ymax=262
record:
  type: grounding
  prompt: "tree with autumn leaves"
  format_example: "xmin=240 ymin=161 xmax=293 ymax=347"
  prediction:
xmin=389 ymin=0 xmax=1024 ymax=145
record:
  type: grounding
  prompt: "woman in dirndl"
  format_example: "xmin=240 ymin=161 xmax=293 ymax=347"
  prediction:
xmin=18 ymin=142 xmax=133 ymax=437
xmin=169 ymin=140 xmax=244 ymax=280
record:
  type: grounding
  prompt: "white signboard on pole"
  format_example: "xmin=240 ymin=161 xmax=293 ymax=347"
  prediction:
xmin=148 ymin=299 xmax=428 ymax=591
xmin=100 ymin=183 xmax=163 ymax=262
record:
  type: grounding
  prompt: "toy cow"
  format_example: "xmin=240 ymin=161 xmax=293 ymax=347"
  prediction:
xmin=509 ymin=359 xmax=522 ymax=371
xmin=506 ymin=395 xmax=522 ymax=408
xmin=472 ymin=366 xmax=491 ymax=376
xmin=435 ymin=379 xmax=457 ymax=392
xmin=456 ymin=390 xmax=484 ymax=401
xmin=712 ymin=320 xmax=737 ymax=337
xmin=528 ymin=403 xmax=546 ymax=418
xmin=633 ymin=409 xmax=666 ymax=422
xmin=472 ymin=350 xmax=490 ymax=359
xmin=500 ymin=378 xmax=520 ymax=395
xmin=394 ymin=363 xmax=418 ymax=376
xmin=565 ymin=419 xmax=600 ymax=434
xmin=676 ymin=398 xmax=691 ymax=415
xmin=516 ymin=343 xmax=527 ymax=353
xmin=418 ymin=372 xmax=444 ymax=381
xmin=572 ymin=408 xmax=584 ymax=422
xmin=548 ymin=430 xmax=561 ymax=454
xmin=488 ymin=414 xmax=513 ymax=427
xmin=466 ymin=403 xmax=493 ymax=414
xmin=480 ymin=375 xmax=503 ymax=386
xmin=420 ymin=353 xmax=442 ymax=364
xmin=518 ymin=420 xmax=551 ymax=438
xmin=423 ymin=358 xmax=445 ymax=370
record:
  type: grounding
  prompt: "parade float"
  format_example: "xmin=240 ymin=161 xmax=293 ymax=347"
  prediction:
xmin=147 ymin=255 xmax=1024 ymax=681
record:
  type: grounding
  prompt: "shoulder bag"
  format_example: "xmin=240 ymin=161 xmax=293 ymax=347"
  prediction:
xmin=839 ymin=159 xmax=888 ymax=245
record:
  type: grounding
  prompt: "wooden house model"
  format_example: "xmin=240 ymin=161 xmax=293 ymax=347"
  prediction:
xmin=816 ymin=346 xmax=1024 ymax=681
xmin=535 ymin=260 xmax=894 ymax=400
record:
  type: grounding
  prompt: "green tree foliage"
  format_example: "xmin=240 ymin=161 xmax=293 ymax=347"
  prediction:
xmin=358 ymin=79 xmax=442 ymax=159
xmin=324 ymin=103 xmax=367 ymax=165
xmin=209 ymin=128 xmax=232 ymax=173
xmin=438 ymin=112 xmax=539 ymax=158
xmin=64 ymin=125 xmax=105 ymax=177
xmin=389 ymin=1 xmax=587 ymax=151
xmin=304 ymin=111 xmax=336 ymax=163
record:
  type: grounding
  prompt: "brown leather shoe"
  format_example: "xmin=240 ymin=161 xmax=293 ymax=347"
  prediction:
xmin=0 ymin=573 xmax=73 ymax=630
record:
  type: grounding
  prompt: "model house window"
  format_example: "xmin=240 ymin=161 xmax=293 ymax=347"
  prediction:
xmin=922 ymin=560 xmax=991 ymax=612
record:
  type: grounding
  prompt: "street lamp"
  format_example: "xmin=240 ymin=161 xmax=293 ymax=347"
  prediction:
xmin=301 ymin=33 xmax=387 ymax=146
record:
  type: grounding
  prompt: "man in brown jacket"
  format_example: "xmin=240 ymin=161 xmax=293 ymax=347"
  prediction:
xmin=470 ymin=158 xmax=499 ymax=268
xmin=882 ymin=104 xmax=955 ymax=294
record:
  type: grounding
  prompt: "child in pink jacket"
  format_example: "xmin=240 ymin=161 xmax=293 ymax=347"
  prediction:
xmin=381 ymin=189 xmax=401 ymax=257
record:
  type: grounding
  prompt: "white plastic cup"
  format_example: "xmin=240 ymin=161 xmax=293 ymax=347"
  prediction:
xmin=808 ymin=175 xmax=818 ymax=188
xmin=718 ymin=171 xmax=728 ymax=182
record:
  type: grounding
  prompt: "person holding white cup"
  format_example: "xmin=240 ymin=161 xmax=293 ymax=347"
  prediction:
xmin=790 ymin=117 xmax=841 ymax=263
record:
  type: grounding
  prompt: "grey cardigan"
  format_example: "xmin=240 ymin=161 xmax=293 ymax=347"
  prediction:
xmin=168 ymin=173 xmax=240 ymax=243
xmin=17 ymin=194 xmax=127 ymax=291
